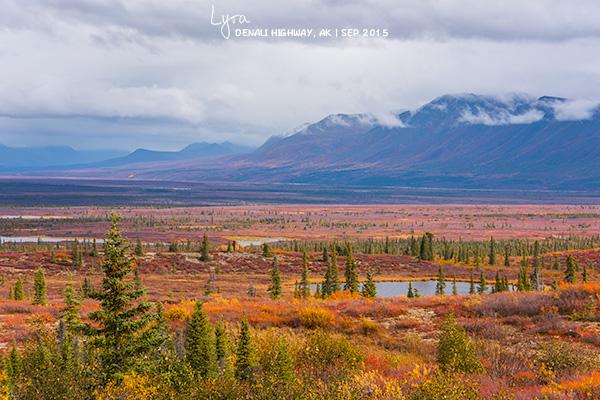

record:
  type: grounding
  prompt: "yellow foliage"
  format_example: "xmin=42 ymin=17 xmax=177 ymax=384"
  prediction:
xmin=336 ymin=371 xmax=404 ymax=400
xmin=0 ymin=370 xmax=9 ymax=400
xmin=298 ymin=307 xmax=335 ymax=329
xmin=96 ymin=372 xmax=158 ymax=400
xmin=163 ymin=305 xmax=191 ymax=322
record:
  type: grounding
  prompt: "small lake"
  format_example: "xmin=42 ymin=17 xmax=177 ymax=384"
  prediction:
xmin=0 ymin=236 xmax=104 ymax=244
xmin=311 ymin=280 xmax=502 ymax=297
xmin=234 ymin=238 xmax=286 ymax=246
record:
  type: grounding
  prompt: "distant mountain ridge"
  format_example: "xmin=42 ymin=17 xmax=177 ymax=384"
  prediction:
xmin=0 ymin=145 xmax=126 ymax=170
xmin=91 ymin=141 xmax=253 ymax=167
xmin=6 ymin=94 xmax=600 ymax=190
xmin=0 ymin=141 xmax=253 ymax=171
xmin=118 ymin=93 xmax=600 ymax=190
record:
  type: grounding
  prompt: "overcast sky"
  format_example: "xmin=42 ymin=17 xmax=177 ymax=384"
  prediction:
xmin=2 ymin=0 xmax=600 ymax=150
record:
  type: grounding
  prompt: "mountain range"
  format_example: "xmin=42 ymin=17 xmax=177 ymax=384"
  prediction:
xmin=4 ymin=94 xmax=600 ymax=190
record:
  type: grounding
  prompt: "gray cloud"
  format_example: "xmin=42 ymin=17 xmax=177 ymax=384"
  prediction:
xmin=2 ymin=1 xmax=600 ymax=150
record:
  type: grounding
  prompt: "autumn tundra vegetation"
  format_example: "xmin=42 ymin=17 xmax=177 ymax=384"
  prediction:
xmin=0 ymin=207 xmax=598 ymax=399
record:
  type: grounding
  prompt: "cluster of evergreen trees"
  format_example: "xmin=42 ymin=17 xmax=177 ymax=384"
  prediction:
xmin=4 ymin=214 xmax=260 ymax=398
xmin=271 ymin=235 xmax=600 ymax=266
xmin=266 ymin=244 xmax=377 ymax=300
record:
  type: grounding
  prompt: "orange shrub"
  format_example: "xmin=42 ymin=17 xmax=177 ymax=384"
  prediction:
xmin=297 ymin=306 xmax=335 ymax=329
xmin=559 ymin=371 xmax=600 ymax=399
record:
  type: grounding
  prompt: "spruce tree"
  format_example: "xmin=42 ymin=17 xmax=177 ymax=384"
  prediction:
xmin=134 ymin=238 xmax=144 ymax=257
xmin=361 ymin=270 xmax=377 ymax=298
xmin=504 ymin=245 xmax=511 ymax=267
xmin=488 ymin=237 xmax=496 ymax=265
xmin=435 ymin=265 xmax=446 ymax=295
xmin=582 ymin=263 xmax=588 ymax=283
xmin=262 ymin=243 xmax=272 ymax=258
xmin=200 ymin=234 xmax=211 ymax=262
xmin=299 ymin=252 xmax=310 ymax=298
xmin=477 ymin=272 xmax=487 ymax=294
xmin=552 ymin=256 xmax=560 ymax=271
xmin=452 ymin=274 xmax=458 ymax=295
xmin=407 ymin=282 xmax=415 ymax=298
xmin=267 ymin=257 xmax=282 ymax=299
xmin=322 ymin=248 xmax=328 ymax=263
xmin=215 ymin=321 xmax=229 ymax=373
xmin=81 ymin=276 xmax=94 ymax=298
xmin=13 ymin=277 xmax=24 ymax=301
xmin=419 ymin=232 xmax=434 ymax=261
xmin=469 ymin=271 xmax=475 ymax=294
xmin=494 ymin=271 xmax=502 ymax=293
xmin=32 ymin=268 xmax=47 ymax=306
xmin=564 ymin=255 xmax=577 ymax=284
xmin=322 ymin=245 xmax=340 ymax=297
xmin=235 ymin=319 xmax=253 ymax=381
xmin=343 ymin=243 xmax=359 ymax=294
xmin=185 ymin=301 xmax=216 ymax=378
xmin=87 ymin=213 xmax=161 ymax=380
xmin=61 ymin=277 xmax=82 ymax=334
xmin=73 ymin=239 xmax=83 ymax=268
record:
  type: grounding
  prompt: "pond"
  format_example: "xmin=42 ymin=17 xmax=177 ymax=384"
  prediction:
xmin=311 ymin=280 xmax=503 ymax=297
xmin=233 ymin=237 xmax=286 ymax=246
xmin=0 ymin=236 xmax=104 ymax=244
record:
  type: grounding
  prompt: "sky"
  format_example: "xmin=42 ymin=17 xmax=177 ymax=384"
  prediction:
xmin=1 ymin=0 xmax=600 ymax=151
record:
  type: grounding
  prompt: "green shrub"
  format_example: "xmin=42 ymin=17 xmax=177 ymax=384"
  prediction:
xmin=437 ymin=314 xmax=482 ymax=373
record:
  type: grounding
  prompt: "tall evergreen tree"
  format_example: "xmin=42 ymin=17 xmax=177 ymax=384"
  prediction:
xmin=199 ymin=234 xmax=211 ymax=262
xmin=61 ymin=277 xmax=82 ymax=334
xmin=361 ymin=270 xmax=377 ymax=298
xmin=185 ymin=301 xmax=216 ymax=378
xmin=267 ymin=257 xmax=282 ymax=299
xmin=32 ymin=268 xmax=47 ymax=306
xmin=262 ymin=243 xmax=272 ymax=258
xmin=90 ymin=238 xmax=98 ymax=257
xmin=452 ymin=273 xmax=458 ymax=295
xmin=215 ymin=321 xmax=229 ymax=373
xmin=13 ymin=276 xmax=24 ymax=301
xmin=235 ymin=319 xmax=253 ymax=381
xmin=343 ymin=243 xmax=359 ymax=294
xmin=488 ymin=237 xmax=496 ymax=265
xmin=477 ymin=272 xmax=487 ymax=294
xmin=87 ymin=213 xmax=162 ymax=380
xmin=71 ymin=240 xmax=83 ymax=268
xmin=435 ymin=265 xmax=446 ymax=295
xmin=81 ymin=276 xmax=94 ymax=298
xmin=469 ymin=271 xmax=475 ymax=294
xmin=299 ymin=252 xmax=310 ymax=298
xmin=564 ymin=255 xmax=578 ymax=284
xmin=504 ymin=245 xmax=511 ymax=267
xmin=407 ymin=282 xmax=415 ymax=298
xmin=419 ymin=232 xmax=434 ymax=261
xmin=322 ymin=245 xmax=340 ymax=297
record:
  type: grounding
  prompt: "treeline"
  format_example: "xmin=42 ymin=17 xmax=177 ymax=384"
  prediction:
xmin=272 ymin=234 xmax=600 ymax=264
